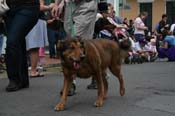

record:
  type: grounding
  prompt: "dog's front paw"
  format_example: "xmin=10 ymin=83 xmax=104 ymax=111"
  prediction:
xmin=94 ymin=99 xmax=103 ymax=107
xmin=54 ymin=103 xmax=65 ymax=111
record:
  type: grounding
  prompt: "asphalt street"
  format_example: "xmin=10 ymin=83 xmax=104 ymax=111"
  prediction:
xmin=0 ymin=61 xmax=175 ymax=116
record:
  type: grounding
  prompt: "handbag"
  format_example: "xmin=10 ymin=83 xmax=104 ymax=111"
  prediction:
xmin=0 ymin=0 xmax=9 ymax=16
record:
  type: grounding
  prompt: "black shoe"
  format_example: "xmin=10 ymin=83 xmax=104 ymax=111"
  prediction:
xmin=19 ymin=83 xmax=29 ymax=89
xmin=60 ymin=83 xmax=76 ymax=96
xmin=6 ymin=81 xmax=20 ymax=92
xmin=87 ymin=82 xmax=97 ymax=89
xmin=167 ymin=59 xmax=174 ymax=62
xmin=6 ymin=81 xmax=29 ymax=92
xmin=0 ymin=69 xmax=4 ymax=73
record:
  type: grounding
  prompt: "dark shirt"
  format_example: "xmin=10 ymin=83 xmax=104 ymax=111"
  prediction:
xmin=158 ymin=20 xmax=167 ymax=33
xmin=7 ymin=0 xmax=39 ymax=8
xmin=94 ymin=17 xmax=115 ymax=34
xmin=0 ymin=22 xmax=5 ymax=35
xmin=158 ymin=20 xmax=169 ymax=39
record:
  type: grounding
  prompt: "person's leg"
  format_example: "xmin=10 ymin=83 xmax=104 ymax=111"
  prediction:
xmin=29 ymin=48 xmax=44 ymax=77
xmin=158 ymin=48 xmax=167 ymax=59
xmin=0 ymin=34 xmax=4 ymax=56
xmin=87 ymin=77 xmax=97 ymax=89
xmin=5 ymin=6 xmax=39 ymax=91
xmin=0 ymin=35 xmax=4 ymax=73
xmin=73 ymin=0 xmax=97 ymax=39
xmin=55 ymin=30 xmax=67 ymax=58
xmin=47 ymin=28 xmax=56 ymax=58
xmin=38 ymin=47 xmax=46 ymax=71
xmin=165 ymin=46 xmax=175 ymax=61
xmin=71 ymin=1 xmax=97 ymax=92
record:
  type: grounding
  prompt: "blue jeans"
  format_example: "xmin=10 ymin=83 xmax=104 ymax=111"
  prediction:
xmin=47 ymin=28 xmax=66 ymax=57
xmin=0 ymin=34 xmax=3 ymax=56
xmin=5 ymin=6 xmax=39 ymax=86
xmin=134 ymin=34 xmax=145 ymax=42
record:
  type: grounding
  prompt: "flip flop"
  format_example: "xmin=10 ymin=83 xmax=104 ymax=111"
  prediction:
xmin=30 ymin=73 xmax=44 ymax=78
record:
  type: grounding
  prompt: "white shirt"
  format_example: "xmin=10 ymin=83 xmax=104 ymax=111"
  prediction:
xmin=170 ymin=24 xmax=175 ymax=32
xmin=134 ymin=17 xmax=145 ymax=35
xmin=133 ymin=42 xmax=149 ymax=52
xmin=96 ymin=13 xmax=103 ymax=21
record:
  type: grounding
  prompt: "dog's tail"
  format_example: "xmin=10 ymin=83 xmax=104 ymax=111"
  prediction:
xmin=119 ymin=39 xmax=131 ymax=59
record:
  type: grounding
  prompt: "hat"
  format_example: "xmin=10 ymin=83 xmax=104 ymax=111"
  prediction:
xmin=139 ymin=39 xmax=147 ymax=44
xmin=98 ymin=2 xmax=108 ymax=13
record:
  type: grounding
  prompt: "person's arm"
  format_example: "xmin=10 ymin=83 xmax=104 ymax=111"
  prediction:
xmin=135 ymin=22 xmax=148 ymax=30
xmin=136 ymin=25 xmax=148 ymax=30
xmin=40 ymin=0 xmax=55 ymax=11
xmin=134 ymin=18 xmax=148 ymax=30
xmin=54 ymin=0 xmax=63 ymax=5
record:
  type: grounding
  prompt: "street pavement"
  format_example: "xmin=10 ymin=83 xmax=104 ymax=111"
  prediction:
xmin=0 ymin=61 xmax=175 ymax=116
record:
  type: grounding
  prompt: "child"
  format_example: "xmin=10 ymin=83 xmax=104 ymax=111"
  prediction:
xmin=147 ymin=38 xmax=157 ymax=61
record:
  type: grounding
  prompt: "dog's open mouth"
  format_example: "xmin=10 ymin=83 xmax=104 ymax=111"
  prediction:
xmin=73 ymin=61 xmax=80 ymax=70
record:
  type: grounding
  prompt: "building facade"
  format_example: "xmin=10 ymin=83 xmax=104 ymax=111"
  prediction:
xmin=119 ymin=0 xmax=175 ymax=31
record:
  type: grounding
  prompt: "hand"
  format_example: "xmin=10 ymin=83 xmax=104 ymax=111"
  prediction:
xmin=51 ymin=4 xmax=64 ymax=18
xmin=145 ymin=26 xmax=148 ymax=30
xmin=47 ymin=18 xmax=55 ymax=24
xmin=49 ymin=3 xmax=55 ymax=9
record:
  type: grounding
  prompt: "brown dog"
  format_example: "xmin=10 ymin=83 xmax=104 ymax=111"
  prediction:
xmin=55 ymin=38 xmax=131 ymax=111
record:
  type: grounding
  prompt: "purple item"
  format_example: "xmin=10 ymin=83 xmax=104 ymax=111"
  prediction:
xmin=134 ymin=34 xmax=145 ymax=42
xmin=158 ymin=46 xmax=175 ymax=61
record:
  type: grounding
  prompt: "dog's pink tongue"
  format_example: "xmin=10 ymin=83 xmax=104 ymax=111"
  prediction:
xmin=73 ymin=62 xmax=80 ymax=69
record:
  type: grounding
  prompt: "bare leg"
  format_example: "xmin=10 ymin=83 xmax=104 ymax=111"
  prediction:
xmin=29 ymin=48 xmax=39 ymax=76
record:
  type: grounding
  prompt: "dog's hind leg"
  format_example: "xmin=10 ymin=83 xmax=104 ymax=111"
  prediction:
xmin=109 ymin=65 xmax=125 ymax=96
xmin=94 ymin=71 xmax=105 ymax=107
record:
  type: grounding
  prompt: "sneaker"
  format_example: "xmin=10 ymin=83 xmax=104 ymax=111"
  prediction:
xmin=0 ymin=69 xmax=4 ymax=73
xmin=68 ymin=83 xmax=76 ymax=96
xmin=87 ymin=81 xmax=97 ymax=89
xmin=28 ymin=66 xmax=31 ymax=70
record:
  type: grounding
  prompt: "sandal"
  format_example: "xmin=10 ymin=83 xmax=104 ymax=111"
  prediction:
xmin=30 ymin=72 xmax=44 ymax=78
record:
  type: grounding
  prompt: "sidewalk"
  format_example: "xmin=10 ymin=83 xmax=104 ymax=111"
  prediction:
xmin=0 ymin=55 xmax=61 ymax=78
xmin=44 ymin=55 xmax=61 ymax=68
